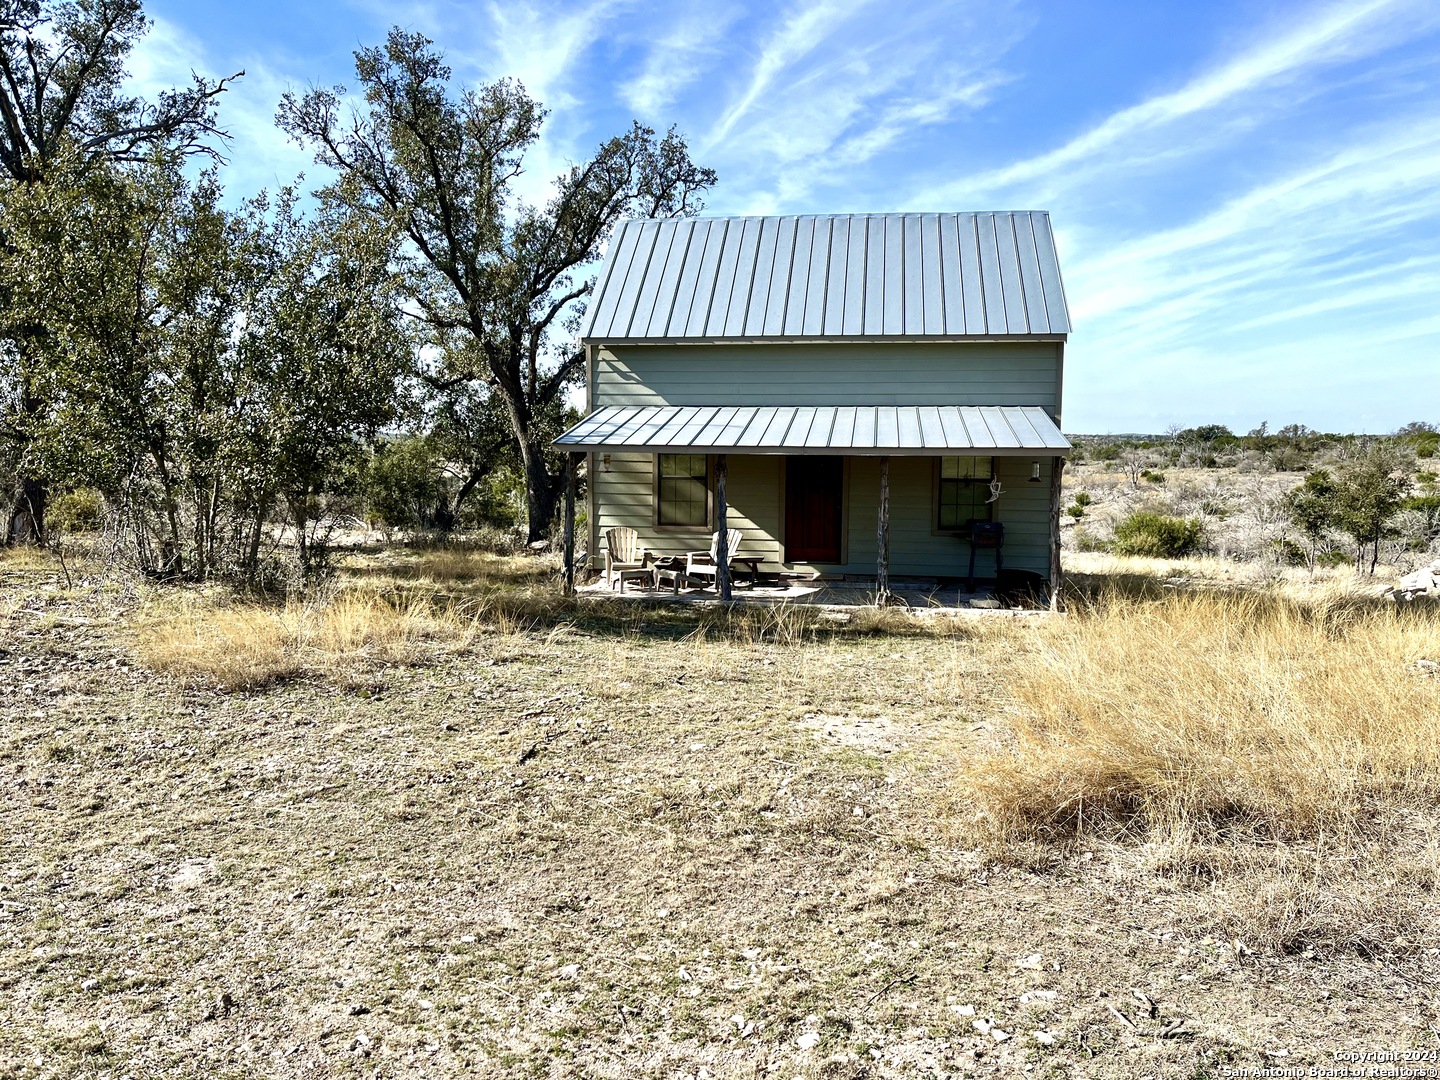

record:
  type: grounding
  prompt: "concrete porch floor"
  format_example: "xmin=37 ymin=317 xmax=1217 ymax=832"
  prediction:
xmin=577 ymin=575 xmax=1051 ymax=614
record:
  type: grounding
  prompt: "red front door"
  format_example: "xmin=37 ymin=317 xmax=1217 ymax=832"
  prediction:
xmin=785 ymin=456 xmax=843 ymax=563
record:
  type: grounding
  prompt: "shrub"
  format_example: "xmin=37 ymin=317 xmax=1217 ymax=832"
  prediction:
xmin=48 ymin=489 xmax=105 ymax=533
xmin=1273 ymin=538 xmax=1310 ymax=567
xmin=1073 ymin=526 xmax=1109 ymax=552
xmin=1091 ymin=443 xmax=1122 ymax=462
xmin=1111 ymin=511 xmax=1203 ymax=558
xmin=1141 ymin=469 xmax=1166 ymax=485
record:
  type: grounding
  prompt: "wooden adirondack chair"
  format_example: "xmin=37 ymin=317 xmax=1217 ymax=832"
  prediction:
xmin=684 ymin=529 xmax=760 ymax=589
xmin=604 ymin=527 xmax=654 ymax=592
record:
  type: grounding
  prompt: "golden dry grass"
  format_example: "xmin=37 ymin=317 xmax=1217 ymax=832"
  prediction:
xmin=960 ymin=587 xmax=1440 ymax=844
xmin=136 ymin=592 xmax=480 ymax=690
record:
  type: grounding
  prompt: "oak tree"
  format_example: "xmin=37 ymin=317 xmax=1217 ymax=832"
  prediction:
xmin=278 ymin=29 xmax=714 ymax=540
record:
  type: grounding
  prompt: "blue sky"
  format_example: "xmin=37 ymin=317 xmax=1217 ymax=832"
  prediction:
xmin=130 ymin=0 xmax=1440 ymax=434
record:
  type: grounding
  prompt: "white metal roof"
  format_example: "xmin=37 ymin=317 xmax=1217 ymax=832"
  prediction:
xmin=555 ymin=405 xmax=1070 ymax=456
xmin=583 ymin=212 xmax=1070 ymax=343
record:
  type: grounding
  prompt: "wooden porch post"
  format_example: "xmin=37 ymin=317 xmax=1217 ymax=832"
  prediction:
xmin=1049 ymin=455 xmax=1065 ymax=612
xmin=876 ymin=455 xmax=890 ymax=605
xmin=563 ymin=452 xmax=578 ymax=597
xmin=715 ymin=454 xmax=731 ymax=602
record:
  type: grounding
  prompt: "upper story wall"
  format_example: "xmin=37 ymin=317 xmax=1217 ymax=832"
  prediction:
xmin=590 ymin=342 xmax=1064 ymax=419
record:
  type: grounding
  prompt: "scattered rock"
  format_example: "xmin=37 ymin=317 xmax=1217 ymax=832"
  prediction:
xmin=804 ymin=713 xmax=899 ymax=753
xmin=795 ymin=1031 xmax=821 ymax=1050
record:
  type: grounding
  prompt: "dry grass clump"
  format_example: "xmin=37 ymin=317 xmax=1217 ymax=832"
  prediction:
xmin=961 ymin=587 xmax=1440 ymax=843
xmin=360 ymin=546 xmax=555 ymax=587
xmin=137 ymin=592 xmax=476 ymax=690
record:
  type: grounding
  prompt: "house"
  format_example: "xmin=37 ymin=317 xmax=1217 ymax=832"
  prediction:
xmin=554 ymin=212 xmax=1072 ymax=600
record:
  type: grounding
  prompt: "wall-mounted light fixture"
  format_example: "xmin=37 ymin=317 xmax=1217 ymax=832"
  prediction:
xmin=602 ymin=454 xmax=612 ymax=473
xmin=1029 ymin=460 xmax=1042 ymax=483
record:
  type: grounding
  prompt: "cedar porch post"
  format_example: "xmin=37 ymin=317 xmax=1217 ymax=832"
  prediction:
xmin=563 ymin=452 xmax=578 ymax=597
xmin=1049 ymin=455 xmax=1065 ymax=612
xmin=715 ymin=454 xmax=731 ymax=602
xmin=876 ymin=455 xmax=890 ymax=605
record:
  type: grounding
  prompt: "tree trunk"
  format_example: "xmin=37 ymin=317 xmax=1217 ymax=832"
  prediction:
xmin=875 ymin=456 xmax=890 ymax=605
xmin=519 ymin=436 xmax=560 ymax=543
xmin=1050 ymin=456 xmax=1065 ymax=612
xmin=246 ymin=497 xmax=269 ymax=585
xmin=5 ymin=476 xmax=46 ymax=545
xmin=563 ymin=452 xmax=577 ymax=597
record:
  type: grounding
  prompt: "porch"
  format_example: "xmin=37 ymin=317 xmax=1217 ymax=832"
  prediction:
xmin=555 ymin=404 xmax=1070 ymax=606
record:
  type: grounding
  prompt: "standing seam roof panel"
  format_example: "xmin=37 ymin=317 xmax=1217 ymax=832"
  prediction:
xmin=610 ymin=221 xmax=661 ymax=337
xmin=745 ymin=217 xmax=781 ymax=336
xmin=957 ymin=214 xmax=987 ymax=334
xmin=918 ymin=215 xmax=943 ymax=334
xmin=586 ymin=225 xmax=642 ymax=339
xmin=759 ymin=216 xmax=798 ymax=336
xmin=975 ymin=214 xmax=1008 ymax=334
xmin=682 ymin=221 xmax=725 ymax=337
xmin=995 ymin=214 xmax=1030 ymax=333
xmin=883 ymin=215 xmax=905 ymax=335
xmin=701 ymin=220 xmax=741 ymax=337
xmin=902 ymin=215 xmax=925 ymax=333
xmin=864 ymin=216 xmax=887 ymax=335
xmin=1013 ymin=213 xmax=1051 ymax=334
xmin=718 ymin=219 xmax=760 ymax=337
xmin=778 ymin=216 xmax=811 ymax=336
xmin=631 ymin=219 xmax=681 ymax=337
xmin=1031 ymin=215 xmax=1072 ymax=333
xmin=586 ymin=212 xmax=1071 ymax=340
xmin=822 ymin=217 xmax=849 ymax=336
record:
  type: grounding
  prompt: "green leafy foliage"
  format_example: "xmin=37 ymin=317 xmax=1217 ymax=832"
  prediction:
xmin=1331 ymin=443 xmax=1409 ymax=574
xmin=0 ymin=0 xmax=240 ymax=542
xmin=47 ymin=489 xmax=104 ymax=533
xmin=277 ymin=29 xmax=715 ymax=540
xmin=1111 ymin=512 xmax=1204 ymax=558
xmin=0 ymin=155 xmax=410 ymax=580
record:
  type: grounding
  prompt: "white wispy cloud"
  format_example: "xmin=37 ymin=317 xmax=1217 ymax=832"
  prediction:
xmin=619 ymin=1 xmax=744 ymax=117
xmin=705 ymin=0 xmax=874 ymax=149
xmin=694 ymin=3 xmax=1027 ymax=211
xmin=480 ymin=0 xmax=627 ymax=111
xmin=124 ymin=16 xmax=319 ymax=200
xmin=1057 ymin=111 xmax=1440 ymax=430
xmin=925 ymin=0 xmax=1438 ymax=205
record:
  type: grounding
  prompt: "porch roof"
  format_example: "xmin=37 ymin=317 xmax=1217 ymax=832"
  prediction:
xmin=554 ymin=405 xmax=1070 ymax=456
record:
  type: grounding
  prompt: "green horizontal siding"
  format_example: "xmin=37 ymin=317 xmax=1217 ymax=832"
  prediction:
xmin=593 ymin=342 xmax=1060 ymax=411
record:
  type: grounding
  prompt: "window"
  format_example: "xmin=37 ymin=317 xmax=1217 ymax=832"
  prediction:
xmin=937 ymin=456 xmax=995 ymax=530
xmin=657 ymin=454 xmax=708 ymax=526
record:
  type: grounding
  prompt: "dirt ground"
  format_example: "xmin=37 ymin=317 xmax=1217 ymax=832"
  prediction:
xmin=2 ymin=558 xmax=1438 ymax=1078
